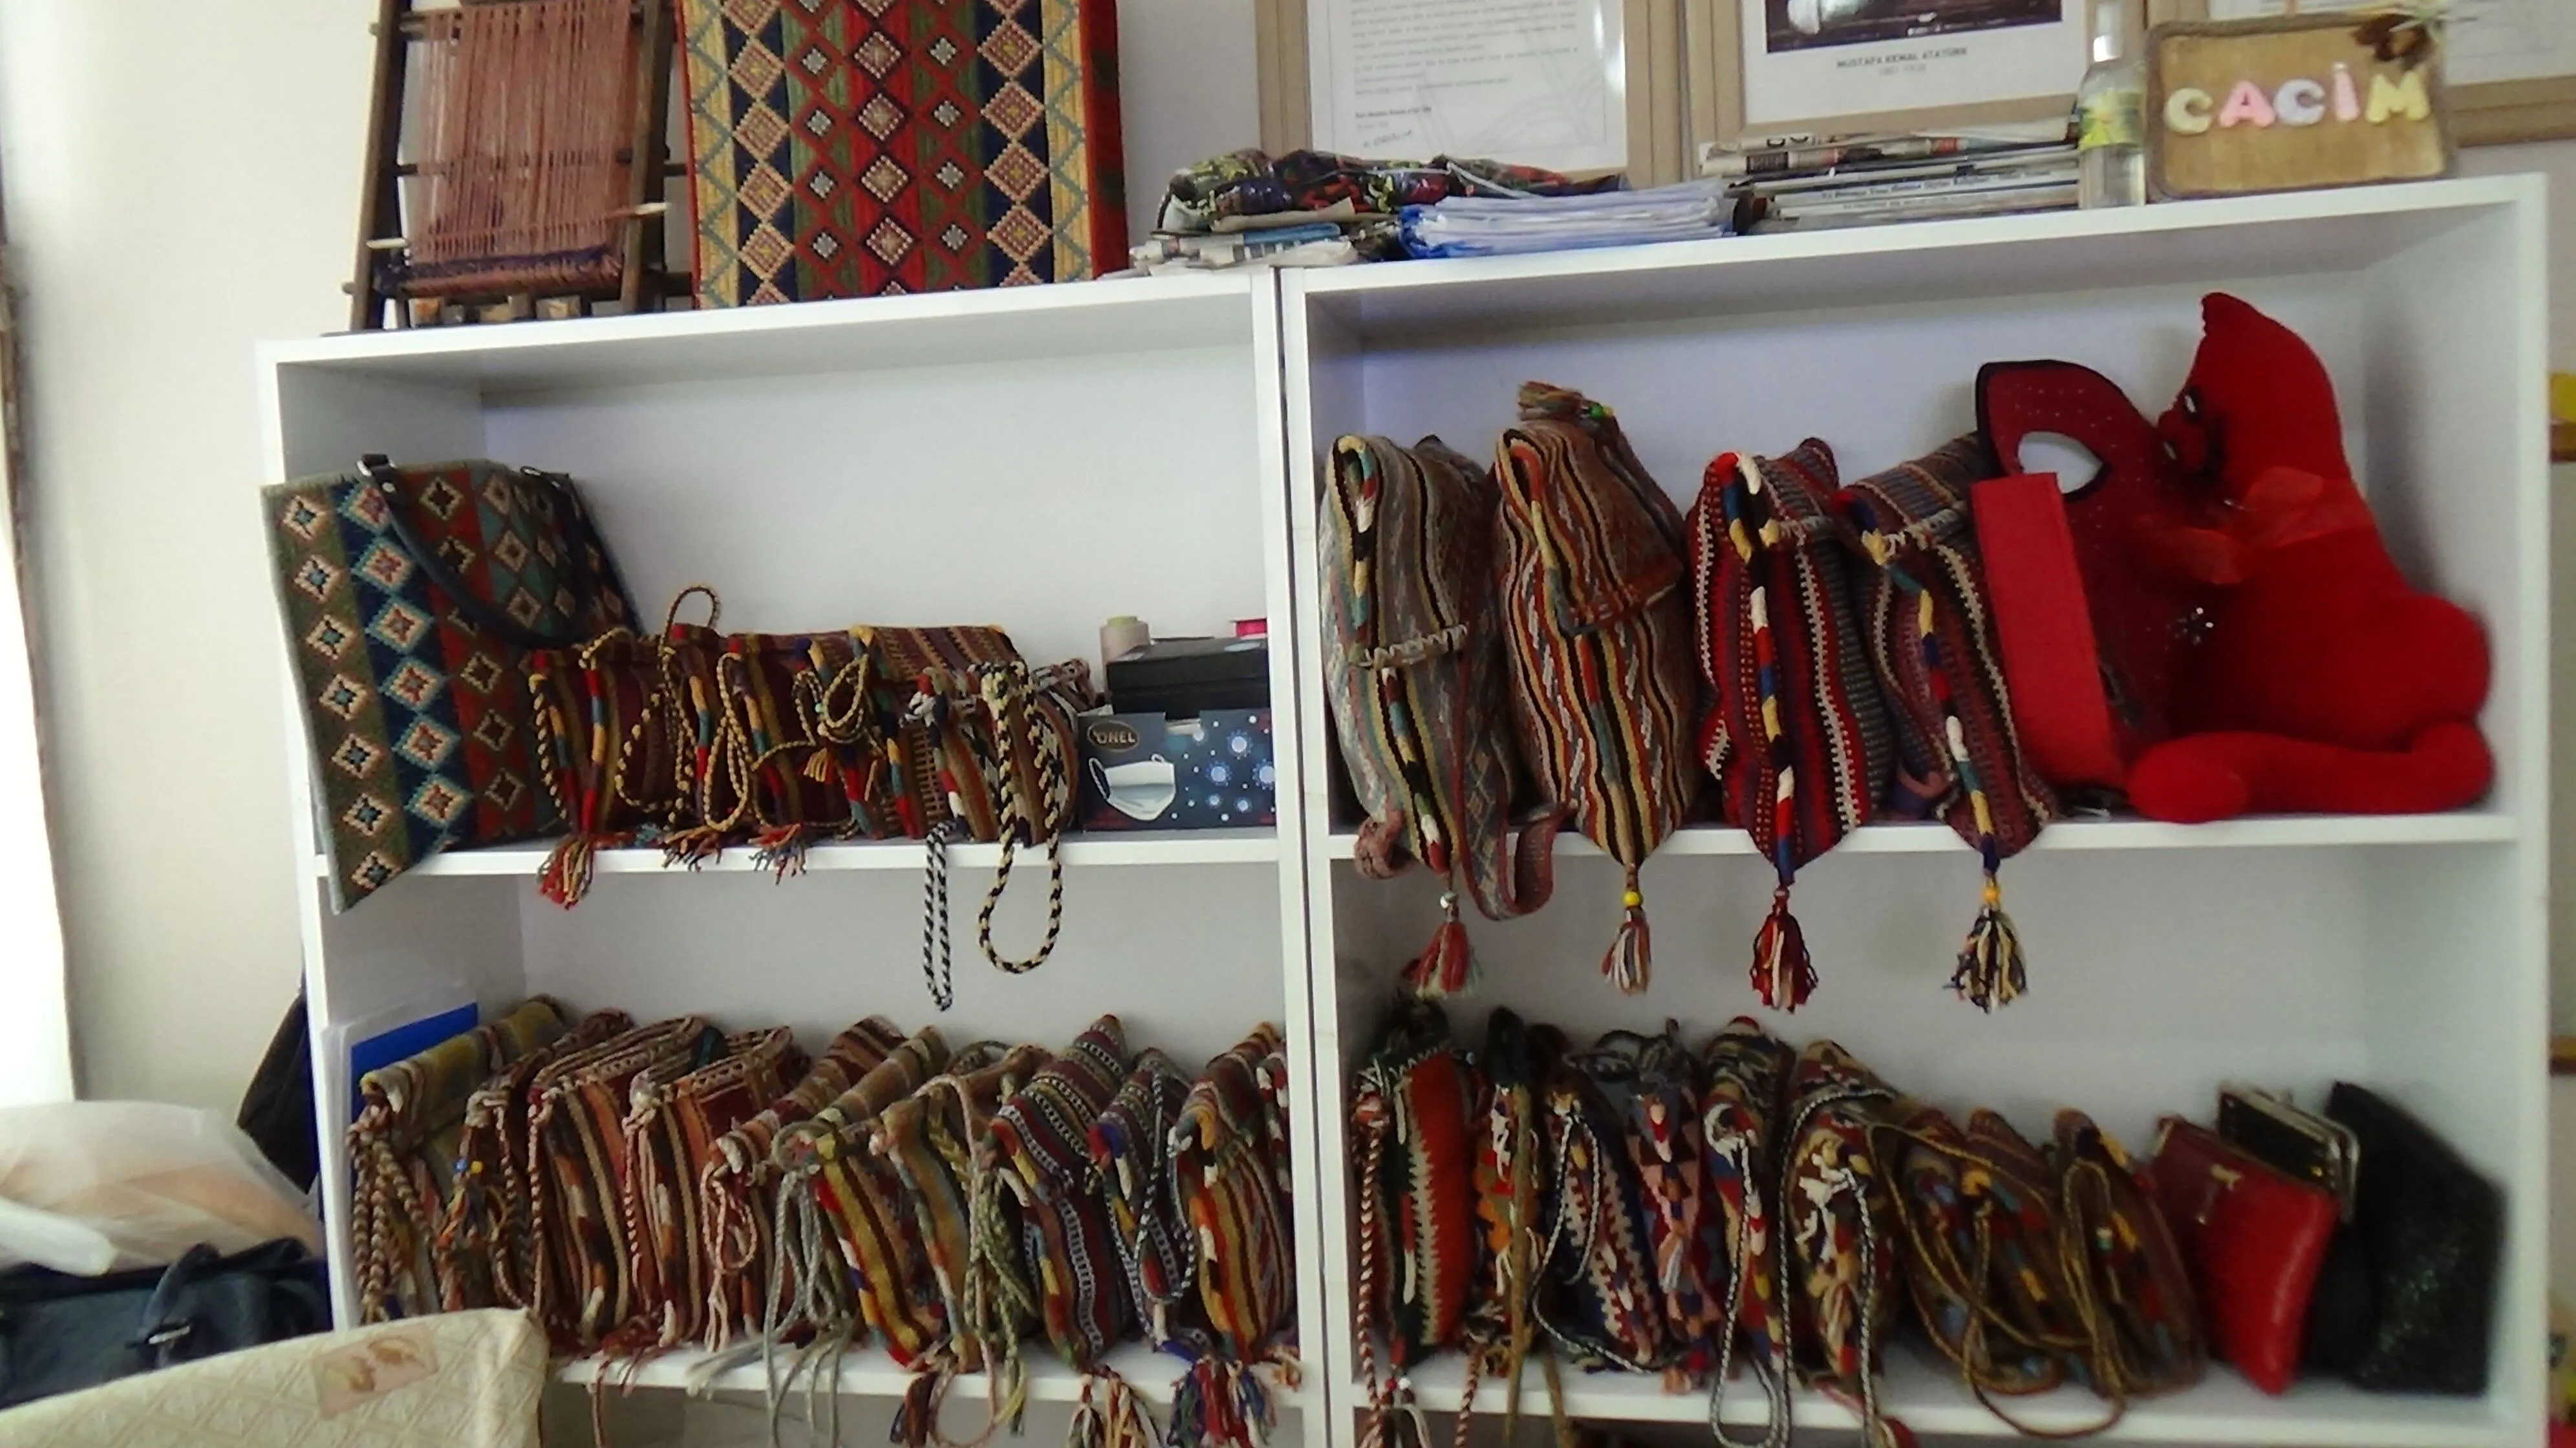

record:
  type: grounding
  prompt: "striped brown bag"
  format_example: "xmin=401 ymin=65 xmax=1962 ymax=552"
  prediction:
xmin=1089 ymin=1052 xmax=1205 ymax=1355
xmin=1321 ymin=433 xmax=1556 ymax=997
xmin=771 ymin=1029 xmax=953 ymax=1361
xmin=699 ymin=1016 xmax=907 ymax=1349
xmin=1170 ymin=1025 xmax=1298 ymax=1448
xmin=441 ymin=1008 xmax=634 ymax=1313
xmin=1494 ymin=383 xmax=1701 ymax=992
xmin=1836 ymin=439 xmax=2057 ymax=1010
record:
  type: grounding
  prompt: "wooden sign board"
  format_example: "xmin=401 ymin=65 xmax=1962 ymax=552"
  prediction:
xmin=2147 ymin=13 xmax=2453 ymax=200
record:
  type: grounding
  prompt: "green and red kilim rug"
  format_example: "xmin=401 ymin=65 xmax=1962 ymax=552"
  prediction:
xmin=679 ymin=0 xmax=1127 ymax=304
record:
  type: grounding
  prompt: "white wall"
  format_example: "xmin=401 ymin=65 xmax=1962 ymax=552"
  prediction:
xmin=0 ymin=0 xmax=1258 ymax=1109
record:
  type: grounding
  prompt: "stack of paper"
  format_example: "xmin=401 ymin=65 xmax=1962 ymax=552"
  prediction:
xmin=1399 ymin=178 xmax=1735 ymax=259
xmin=1721 ymin=126 xmax=2080 ymax=234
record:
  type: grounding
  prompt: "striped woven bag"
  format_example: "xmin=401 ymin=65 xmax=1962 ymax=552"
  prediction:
xmin=1837 ymin=438 xmax=2057 ymax=1010
xmin=1778 ymin=1041 xmax=1906 ymax=1447
xmin=347 ymin=996 xmax=572 ymax=1323
xmin=1321 ymin=433 xmax=1556 ymax=996
xmin=522 ymin=1016 xmax=709 ymax=1348
xmin=697 ymin=1016 xmax=906 ymax=1349
xmin=1493 ymin=383 xmax=1701 ymax=992
xmin=1689 ymin=441 xmax=1893 ymax=1010
xmin=1697 ymin=1017 xmax=1796 ymax=1448
xmin=773 ymin=1030 xmax=952 ymax=1361
xmin=1089 ymin=1051 xmax=1206 ymax=1355
xmin=1352 ymin=1003 xmax=1479 ymax=1447
xmin=617 ymin=1026 xmax=811 ymax=1351
xmin=441 ymin=1008 xmax=634 ymax=1313
xmin=1466 ymin=1008 xmax=1566 ymax=1443
xmin=1170 ymin=1025 xmax=1298 ymax=1448
xmin=1620 ymin=1025 xmax=1725 ymax=1389
xmin=1533 ymin=1035 xmax=1669 ymax=1375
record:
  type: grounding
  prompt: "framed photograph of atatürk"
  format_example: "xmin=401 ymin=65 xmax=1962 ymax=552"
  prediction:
xmin=2152 ymin=0 xmax=2576 ymax=144
xmin=1686 ymin=0 xmax=2127 ymax=157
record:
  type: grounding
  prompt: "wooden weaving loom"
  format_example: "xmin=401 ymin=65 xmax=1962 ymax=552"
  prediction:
xmin=349 ymin=0 xmax=680 ymax=329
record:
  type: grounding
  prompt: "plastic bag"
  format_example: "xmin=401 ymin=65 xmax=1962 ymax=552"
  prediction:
xmin=0 ymin=1102 xmax=322 ymax=1274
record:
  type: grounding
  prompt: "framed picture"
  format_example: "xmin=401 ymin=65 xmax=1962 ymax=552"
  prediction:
xmin=1251 ymin=0 xmax=1691 ymax=186
xmin=1685 ymin=0 xmax=2126 ymax=157
xmin=2149 ymin=0 xmax=2576 ymax=143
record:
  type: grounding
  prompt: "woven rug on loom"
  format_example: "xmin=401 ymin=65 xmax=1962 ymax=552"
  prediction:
xmin=678 ymin=0 xmax=1126 ymax=306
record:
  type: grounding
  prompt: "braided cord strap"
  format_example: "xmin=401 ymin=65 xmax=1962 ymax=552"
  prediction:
xmin=975 ymin=662 xmax=1071 ymax=976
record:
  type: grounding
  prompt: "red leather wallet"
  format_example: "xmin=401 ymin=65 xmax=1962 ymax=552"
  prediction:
xmin=2147 ymin=1116 xmax=2335 ymax=1394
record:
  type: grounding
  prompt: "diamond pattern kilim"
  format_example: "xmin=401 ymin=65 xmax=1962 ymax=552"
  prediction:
xmin=677 ymin=0 xmax=1124 ymax=304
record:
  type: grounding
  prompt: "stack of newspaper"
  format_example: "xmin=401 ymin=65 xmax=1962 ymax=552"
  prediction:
xmin=1712 ymin=123 xmax=2079 ymax=233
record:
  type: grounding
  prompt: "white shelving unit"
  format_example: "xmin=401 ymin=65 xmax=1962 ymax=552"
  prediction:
xmin=266 ymin=174 xmax=2548 ymax=1448
xmin=258 ymin=270 xmax=1330 ymax=1445
xmin=1283 ymin=176 xmax=2548 ymax=1448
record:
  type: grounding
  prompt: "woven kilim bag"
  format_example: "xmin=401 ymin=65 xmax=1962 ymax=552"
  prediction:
xmin=774 ymin=1030 xmax=953 ymax=1358
xmin=1465 ymin=1009 xmax=1565 ymax=1441
xmin=1321 ymin=433 xmax=1556 ymax=997
xmin=266 ymin=456 xmax=636 ymax=907
xmin=523 ymin=1016 xmax=708 ymax=1348
xmin=528 ymin=625 xmax=694 ymax=905
xmin=1170 ymin=1026 xmax=1296 ymax=1448
xmin=1689 ymin=441 xmax=1893 ymax=1011
xmin=1493 ymin=384 xmax=1700 ymax=992
xmin=1779 ymin=1041 xmax=1905 ymax=1445
xmin=932 ymin=658 xmax=1100 ymax=1006
xmin=985 ymin=1018 xmax=1137 ymax=1435
xmin=617 ymin=1027 xmax=811 ymax=1350
xmin=1697 ymin=1017 xmax=1795 ymax=1448
xmin=1533 ymin=1037 xmax=1668 ymax=1374
xmin=1838 ymin=438 xmax=2057 ymax=1011
xmin=676 ymin=0 xmax=1126 ymax=306
xmin=695 ymin=630 xmax=874 ymax=873
xmin=1089 ymin=1051 xmax=1207 ymax=1356
xmin=442 ymin=1008 xmax=634 ymax=1313
xmin=347 ymin=996 xmax=571 ymax=1323
xmin=1353 ymin=1001 xmax=1478 ymax=1376
xmin=2049 ymin=1111 xmax=2204 ymax=1399
xmin=700 ymin=1016 xmax=906 ymax=1349
xmin=1620 ymin=1025 xmax=1724 ymax=1389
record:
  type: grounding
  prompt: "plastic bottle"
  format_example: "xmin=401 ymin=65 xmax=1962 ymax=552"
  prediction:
xmin=2076 ymin=0 xmax=2145 ymax=208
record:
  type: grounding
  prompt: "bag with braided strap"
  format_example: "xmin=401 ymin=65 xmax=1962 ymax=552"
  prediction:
xmin=1321 ymin=432 xmax=1556 ymax=996
xmin=685 ymin=628 xmax=875 ymax=873
xmin=1837 ymin=438 xmax=2057 ymax=1011
xmin=1463 ymin=1008 xmax=1565 ymax=1438
xmin=1353 ymin=1001 xmax=1479 ymax=1378
xmin=1881 ymin=1103 xmax=2072 ymax=1412
xmin=347 ymin=996 xmax=572 ymax=1323
xmin=1697 ymin=1017 xmax=1796 ymax=1446
xmin=1618 ymin=1024 xmax=1725 ymax=1388
xmin=617 ymin=1027 xmax=811 ymax=1350
xmin=2050 ymin=1111 xmax=2204 ymax=1399
xmin=1170 ymin=1026 xmax=1297 ymax=1448
xmin=1778 ymin=1041 xmax=1905 ymax=1443
xmin=773 ymin=1029 xmax=953 ymax=1359
xmin=1493 ymin=383 xmax=1701 ymax=992
xmin=522 ymin=1016 xmax=709 ymax=1348
xmin=1533 ymin=1034 xmax=1669 ymax=1374
xmin=442 ymin=1008 xmax=634 ymax=1314
xmin=698 ymin=1016 xmax=907 ymax=1349
xmin=1689 ymin=441 xmax=1893 ymax=1011
xmin=1089 ymin=1051 xmax=1205 ymax=1356
xmin=528 ymin=626 xmax=692 ymax=905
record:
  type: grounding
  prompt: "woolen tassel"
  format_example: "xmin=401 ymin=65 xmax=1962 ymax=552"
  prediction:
xmin=751 ymin=824 xmax=810 ymax=880
xmin=1949 ymin=878 xmax=2028 ymax=1012
xmin=1399 ymin=894 xmax=1476 ymax=999
xmin=659 ymin=824 xmax=727 ymax=869
xmin=1602 ymin=869 xmax=1651 ymax=994
xmin=893 ymin=1368 xmax=941 ymax=1448
xmin=1750 ymin=886 xmax=1818 ymax=1011
xmin=539 ymin=835 xmax=596 ymax=908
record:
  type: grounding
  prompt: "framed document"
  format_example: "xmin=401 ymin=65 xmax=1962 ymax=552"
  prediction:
xmin=1254 ymin=0 xmax=1690 ymax=185
xmin=2153 ymin=0 xmax=2576 ymax=142
xmin=1686 ymin=0 xmax=2122 ymax=156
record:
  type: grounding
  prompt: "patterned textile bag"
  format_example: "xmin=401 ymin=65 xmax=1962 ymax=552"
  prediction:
xmin=700 ymin=1016 xmax=907 ymax=1349
xmin=1533 ymin=1036 xmax=1669 ymax=1375
xmin=347 ymin=997 xmax=571 ymax=1322
xmin=265 ymin=455 xmax=636 ymax=906
xmin=2049 ymin=1111 xmax=2205 ymax=1398
xmin=1351 ymin=1002 xmax=1479 ymax=1442
xmin=1697 ymin=1018 xmax=1796 ymax=1448
xmin=1493 ymin=383 xmax=1701 ymax=992
xmin=522 ymin=1016 xmax=708 ymax=1348
xmin=945 ymin=658 xmax=1100 ymax=994
xmin=1089 ymin=1052 xmax=1208 ymax=1357
xmin=773 ymin=1030 xmax=953 ymax=1361
xmin=1689 ymin=442 xmax=1893 ymax=1010
xmin=876 ymin=1041 xmax=1053 ymax=1443
xmin=985 ymin=1018 xmax=1140 ymax=1440
xmin=1172 ymin=1026 xmax=1298 ymax=1448
xmin=617 ymin=1027 xmax=811 ymax=1351
xmin=527 ymin=625 xmax=694 ymax=905
xmin=689 ymin=629 xmax=874 ymax=871
xmin=1320 ymin=433 xmax=1556 ymax=996
xmin=1838 ymin=439 xmax=2057 ymax=1010
xmin=1777 ymin=1042 xmax=1904 ymax=1445
xmin=835 ymin=626 xmax=1022 ymax=842
xmin=1618 ymin=1025 xmax=1724 ymax=1389
xmin=1465 ymin=1009 xmax=1565 ymax=1440
xmin=442 ymin=1009 xmax=635 ymax=1313
xmin=674 ymin=0 xmax=1126 ymax=306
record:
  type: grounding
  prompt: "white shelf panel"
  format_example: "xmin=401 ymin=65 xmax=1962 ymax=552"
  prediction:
xmin=308 ymin=828 xmax=1278 ymax=880
xmin=1320 ymin=813 xmax=2515 ymax=861
xmin=1395 ymin=1347 xmax=2505 ymax=1447
xmin=559 ymin=1339 xmax=1304 ymax=1408
xmin=261 ymin=272 xmax=1259 ymax=394
xmin=1294 ymin=178 xmax=2528 ymax=339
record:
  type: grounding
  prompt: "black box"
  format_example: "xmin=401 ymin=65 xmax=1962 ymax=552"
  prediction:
xmin=1105 ymin=636 xmax=1269 ymax=718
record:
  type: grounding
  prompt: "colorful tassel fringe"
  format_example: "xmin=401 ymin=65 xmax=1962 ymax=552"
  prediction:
xmin=1949 ymin=877 xmax=2026 ymax=1012
xmin=1602 ymin=869 xmax=1651 ymax=994
xmin=1750 ymin=886 xmax=1816 ymax=1012
xmin=1399 ymin=894 xmax=1476 ymax=1000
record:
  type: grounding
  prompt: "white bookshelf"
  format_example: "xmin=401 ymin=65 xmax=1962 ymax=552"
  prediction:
xmin=266 ymin=174 xmax=2549 ymax=1448
xmin=1283 ymin=176 xmax=2549 ymax=1448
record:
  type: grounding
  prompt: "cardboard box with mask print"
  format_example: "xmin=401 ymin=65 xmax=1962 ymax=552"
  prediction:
xmin=1076 ymin=708 xmax=1276 ymax=831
